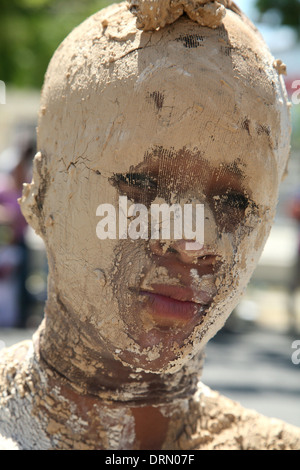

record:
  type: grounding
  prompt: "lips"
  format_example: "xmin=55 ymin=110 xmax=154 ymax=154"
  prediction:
xmin=139 ymin=283 xmax=214 ymax=327
xmin=144 ymin=284 xmax=212 ymax=304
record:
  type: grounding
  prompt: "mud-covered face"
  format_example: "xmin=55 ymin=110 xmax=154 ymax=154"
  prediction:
xmin=42 ymin=125 xmax=278 ymax=374
xmin=109 ymin=148 xmax=259 ymax=366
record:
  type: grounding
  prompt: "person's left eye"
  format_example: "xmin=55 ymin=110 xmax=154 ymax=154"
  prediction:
xmin=210 ymin=190 xmax=252 ymax=232
xmin=218 ymin=192 xmax=250 ymax=211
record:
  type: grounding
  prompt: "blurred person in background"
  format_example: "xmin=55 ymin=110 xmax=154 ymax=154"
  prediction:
xmin=0 ymin=127 xmax=34 ymax=327
xmin=288 ymin=189 xmax=300 ymax=333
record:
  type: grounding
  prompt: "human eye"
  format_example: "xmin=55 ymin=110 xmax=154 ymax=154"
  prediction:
xmin=111 ymin=172 xmax=158 ymax=205
xmin=218 ymin=191 xmax=250 ymax=211
xmin=124 ymin=173 xmax=158 ymax=190
xmin=210 ymin=190 xmax=252 ymax=232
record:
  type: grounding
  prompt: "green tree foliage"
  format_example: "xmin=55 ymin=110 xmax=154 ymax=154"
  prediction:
xmin=0 ymin=0 xmax=112 ymax=88
xmin=255 ymin=1 xmax=300 ymax=149
xmin=256 ymin=0 xmax=300 ymax=35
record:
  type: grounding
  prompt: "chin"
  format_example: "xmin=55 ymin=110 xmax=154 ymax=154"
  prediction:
xmin=115 ymin=308 xmax=210 ymax=373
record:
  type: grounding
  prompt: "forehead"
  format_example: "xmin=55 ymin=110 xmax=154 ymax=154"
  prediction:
xmin=92 ymin=82 xmax=278 ymax=201
xmin=92 ymin=80 xmax=272 ymax=166
xmin=89 ymin=45 xmax=279 ymax=184
xmin=38 ymin=9 xmax=288 ymax=201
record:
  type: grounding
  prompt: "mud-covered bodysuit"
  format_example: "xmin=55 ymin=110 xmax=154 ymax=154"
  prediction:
xmin=0 ymin=337 xmax=299 ymax=450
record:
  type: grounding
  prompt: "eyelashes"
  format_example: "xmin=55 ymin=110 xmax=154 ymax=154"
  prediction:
xmin=216 ymin=192 xmax=250 ymax=211
xmin=211 ymin=191 xmax=256 ymax=233
xmin=115 ymin=173 xmax=158 ymax=191
xmin=111 ymin=172 xmax=159 ymax=206
xmin=114 ymin=173 xmax=251 ymax=206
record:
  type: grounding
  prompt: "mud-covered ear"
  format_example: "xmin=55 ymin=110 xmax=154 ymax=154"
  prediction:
xmin=18 ymin=151 xmax=48 ymax=238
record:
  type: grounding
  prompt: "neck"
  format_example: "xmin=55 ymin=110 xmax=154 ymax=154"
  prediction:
xmin=26 ymin=332 xmax=207 ymax=449
xmin=37 ymin=293 xmax=205 ymax=406
xmin=27 ymin=293 xmax=207 ymax=449
xmin=30 ymin=309 xmax=206 ymax=450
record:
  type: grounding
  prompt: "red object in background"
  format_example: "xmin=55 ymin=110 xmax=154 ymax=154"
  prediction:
xmin=289 ymin=195 xmax=300 ymax=223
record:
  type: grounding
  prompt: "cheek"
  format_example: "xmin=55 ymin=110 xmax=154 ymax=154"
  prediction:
xmin=109 ymin=240 xmax=152 ymax=322
xmin=192 ymin=216 xmax=266 ymax=350
xmin=240 ymin=206 xmax=275 ymax=269
xmin=209 ymin=209 xmax=263 ymax=303
xmin=217 ymin=207 xmax=273 ymax=295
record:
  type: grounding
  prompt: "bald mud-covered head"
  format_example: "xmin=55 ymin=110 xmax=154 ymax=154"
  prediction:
xmin=19 ymin=1 xmax=291 ymax=379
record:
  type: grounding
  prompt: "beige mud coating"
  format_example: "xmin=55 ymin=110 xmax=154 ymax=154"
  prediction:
xmin=0 ymin=0 xmax=300 ymax=450
xmin=128 ymin=0 xmax=244 ymax=31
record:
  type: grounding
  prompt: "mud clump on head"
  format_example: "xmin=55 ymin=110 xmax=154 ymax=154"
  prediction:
xmin=128 ymin=0 xmax=242 ymax=31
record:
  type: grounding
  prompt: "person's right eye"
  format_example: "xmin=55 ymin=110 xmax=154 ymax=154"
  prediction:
xmin=110 ymin=172 xmax=158 ymax=205
xmin=117 ymin=173 xmax=158 ymax=191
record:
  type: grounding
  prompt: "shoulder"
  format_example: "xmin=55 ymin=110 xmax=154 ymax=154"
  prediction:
xmin=0 ymin=339 xmax=33 ymax=391
xmin=0 ymin=340 xmax=50 ymax=450
xmin=185 ymin=384 xmax=300 ymax=450
xmin=0 ymin=339 xmax=34 ymax=411
xmin=0 ymin=340 xmax=33 ymax=450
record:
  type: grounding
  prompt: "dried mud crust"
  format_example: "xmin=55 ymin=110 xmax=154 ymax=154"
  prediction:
xmin=166 ymin=387 xmax=300 ymax=450
xmin=0 ymin=341 xmax=300 ymax=450
xmin=128 ymin=0 xmax=242 ymax=31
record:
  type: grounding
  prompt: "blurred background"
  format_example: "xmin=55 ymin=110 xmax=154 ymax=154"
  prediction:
xmin=0 ymin=0 xmax=299 ymax=428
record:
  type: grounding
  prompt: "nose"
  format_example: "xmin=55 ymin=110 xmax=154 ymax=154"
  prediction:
xmin=149 ymin=205 xmax=219 ymax=264
xmin=153 ymin=239 xmax=218 ymax=264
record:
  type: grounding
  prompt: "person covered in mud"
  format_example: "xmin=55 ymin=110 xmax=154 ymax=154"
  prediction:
xmin=0 ymin=0 xmax=300 ymax=450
